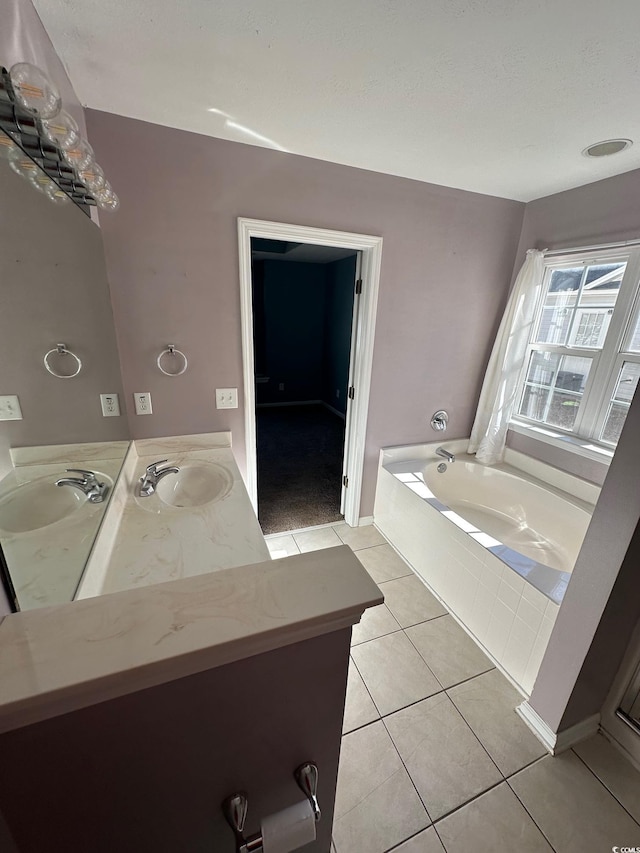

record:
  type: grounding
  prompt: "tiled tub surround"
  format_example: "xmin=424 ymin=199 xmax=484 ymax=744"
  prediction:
xmin=374 ymin=441 xmax=599 ymax=694
xmin=80 ymin=432 xmax=271 ymax=597
xmin=0 ymin=441 xmax=129 ymax=610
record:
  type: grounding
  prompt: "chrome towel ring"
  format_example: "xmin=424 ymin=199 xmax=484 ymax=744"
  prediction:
xmin=43 ymin=343 xmax=82 ymax=379
xmin=157 ymin=344 xmax=188 ymax=376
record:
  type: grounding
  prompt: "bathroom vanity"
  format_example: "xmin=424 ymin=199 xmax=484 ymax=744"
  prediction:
xmin=0 ymin=432 xmax=382 ymax=851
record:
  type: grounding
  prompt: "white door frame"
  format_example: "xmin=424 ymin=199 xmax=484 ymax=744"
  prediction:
xmin=238 ymin=217 xmax=382 ymax=527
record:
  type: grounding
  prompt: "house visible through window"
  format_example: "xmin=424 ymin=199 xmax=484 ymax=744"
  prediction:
xmin=514 ymin=250 xmax=640 ymax=447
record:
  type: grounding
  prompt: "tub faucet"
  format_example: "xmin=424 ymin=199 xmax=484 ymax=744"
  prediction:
xmin=55 ymin=469 xmax=109 ymax=503
xmin=138 ymin=459 xmax=179 ymax=497
xmin=436 ymin=447 xmax=455 ymax=464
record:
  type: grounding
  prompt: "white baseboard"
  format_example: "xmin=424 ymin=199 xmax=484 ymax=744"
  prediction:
xmin=359 ymin=516 xmax=374 ymax=526
xmin=517 ymin=701 xmax=600 ymax=754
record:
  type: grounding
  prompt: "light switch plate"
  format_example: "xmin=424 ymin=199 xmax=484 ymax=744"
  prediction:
xmin=0 ymin=395 xmax=23 ymax=421
xmin=134 ymin=392 xmax=153 ymax=415
xmin=216 ymin=388 xmax=238 ymax=409
xmin=100 ymin=393 xmax=121 ymax=417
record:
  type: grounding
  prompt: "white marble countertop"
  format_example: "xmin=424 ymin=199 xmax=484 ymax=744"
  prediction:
xmin=0 ymin=547 xmax=382 ymax=733
xmin=97 ymin=434 xmax=271 ymax=595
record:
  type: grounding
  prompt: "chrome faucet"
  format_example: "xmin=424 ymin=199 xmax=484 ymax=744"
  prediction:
xmin=55 ymin=469 xmax=110 ymax=503
xmin=436 ymin=447 xmax=455 ymax=464
xmin=138 ymin=459 xmax=179 ymax=497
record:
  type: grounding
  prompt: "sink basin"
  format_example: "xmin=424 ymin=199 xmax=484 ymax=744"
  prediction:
xmin=155 ymin=463 xmax=233 ymax=508
xmin=0 ymin=479 xmax=87 ymax=534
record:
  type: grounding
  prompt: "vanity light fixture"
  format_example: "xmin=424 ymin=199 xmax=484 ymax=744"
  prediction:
xmin=0 ymin=62 xmax=120 ymax=213
xmin=583 ymin=139 xmax=633 ymax=158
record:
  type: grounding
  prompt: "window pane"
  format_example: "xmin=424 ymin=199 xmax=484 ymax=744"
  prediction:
xmin=535 ymin=262 xmax=625 ymax=348
xmin=535 ymin=268 xmax=580 ymax=345
xmin=601 ymin=362 xmax=640 ymax=444
xmin=519 ymin=352 xmax=591 ymax=431
xmin=625 ymin=309 xmax=640 ymax=353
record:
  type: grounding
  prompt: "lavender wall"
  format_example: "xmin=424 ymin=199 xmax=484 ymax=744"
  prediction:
xmin=87 ymin=110 xmax=524 ymax=516
xmin=0 ymin=159 xmax=128 ymax=447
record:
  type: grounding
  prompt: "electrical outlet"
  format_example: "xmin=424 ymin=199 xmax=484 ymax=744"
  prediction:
xmin=0 ymin=395 xmax=22 ymax=421
xmin=134 ymin=392 xmax=153 ymax=415
xmin=100 ymin=393 xmax=120 ymax=417
xmin=216 ymin=388 xmax=238 ymax=409
xmin=279 ymin=382 xmax=285 ymax=391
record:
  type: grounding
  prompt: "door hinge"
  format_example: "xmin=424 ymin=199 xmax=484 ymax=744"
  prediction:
xmin=343 ymin=475 xmax=349 ymax=487
xmin=355 ymin=278 xmax=363 ymax=295
xmin=348 ymin=386 xmax=355 ymax=400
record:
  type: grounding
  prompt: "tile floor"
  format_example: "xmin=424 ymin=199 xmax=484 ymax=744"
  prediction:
xmin=266 ymin=524 xmax=640 ymax=852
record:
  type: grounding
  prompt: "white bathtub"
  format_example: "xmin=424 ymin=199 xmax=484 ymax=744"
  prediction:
xmin=374 ymin=440 xmax=599 ymax=694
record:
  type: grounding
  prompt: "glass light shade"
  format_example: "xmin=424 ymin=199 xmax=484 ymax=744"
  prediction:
xmin=9 ymin=62 xmax=61 ymax=119
xmin=62 ymin=139 xmax=95 ymax=172
xmin=29 ymin=172 xmax=54 ymax=194
xmin=42 ymin=110 xmax=80 ymax=150
xmin=46 ymin=185 xmax=71 ymax=205
xmin=0 ymin=133 xmax=19 ymax=160
xmin=77 ymin=162 xmax=105 ymax=192
xmin=7 ymin=147 xmax=40 ymax=181
xmin=94 ymin=182 xmax=120 ymax=211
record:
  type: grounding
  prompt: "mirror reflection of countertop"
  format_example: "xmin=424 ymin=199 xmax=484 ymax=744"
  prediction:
xmin=91 ymin=433 xmax=271 ymax=597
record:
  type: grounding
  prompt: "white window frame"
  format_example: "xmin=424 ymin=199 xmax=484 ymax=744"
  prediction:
xmin=510 ymin=247 xmax=640 ymax=458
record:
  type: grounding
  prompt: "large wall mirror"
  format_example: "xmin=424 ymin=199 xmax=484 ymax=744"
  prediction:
xmin=0 ymin=129 xmax=130 ymax=612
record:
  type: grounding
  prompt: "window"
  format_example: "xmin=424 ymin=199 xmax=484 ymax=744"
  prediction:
xmin=513 ymin=249 xmax=640 ymax=448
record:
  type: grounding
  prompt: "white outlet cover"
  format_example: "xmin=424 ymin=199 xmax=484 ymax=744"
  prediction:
xmin=216 ymin=388 xmax=238 ymax=409
xmin=134 ymin=392 xmax=153 ymax=415
xmin=0 ymin=395 xmax=22 ymax=420
xmin=100 ymin=393 xmax=121 ymax=417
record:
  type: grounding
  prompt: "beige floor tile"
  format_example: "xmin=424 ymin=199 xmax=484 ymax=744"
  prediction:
xmin=406 ymin=615 xmax=494 ymax=688
xmin=334 ymin=721 xmax=430 ymax=853
xmin=380 ymin=575 xmax=447 ymax=628
xmin=385 ymin=693 xmax=502 ymax=820
xmin=351 ymin=602 xmax=401 ymax=646
xmin=343 ymin=660 xmax=379 ymax=734
xmin=293 ymin=527 xmax=342 ymax=552
xmin=510 ymin=751 xmax=640 ymax=853
xmin=351 ymin=631 xmax=442 ymax=716
xmin=355 ymin=544 xmax=412 ymax=584
xmin=265 ymin=534 xmax=300 ymax=559
xmin=574 ymin=733 xmax=640 ymax=824
xmin=448 ymin=669 xmax=546 ymax=776
xmin=436 ymin=782 xmax=552 ymax=853
xmin=391 ymin=827 xmax=446 ymax=852
xmin=335 ymin=524 xmax=386 ymax=550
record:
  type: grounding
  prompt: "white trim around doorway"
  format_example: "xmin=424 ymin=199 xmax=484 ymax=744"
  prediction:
xmin=238 ymin=217 xmax=383 ymax=527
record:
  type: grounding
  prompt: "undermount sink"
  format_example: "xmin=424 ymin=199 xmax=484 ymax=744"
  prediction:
xmin=0 ymin=478 xmax=87 ymax=534
xmin=155 ymin=463 xmax=233 ymax=508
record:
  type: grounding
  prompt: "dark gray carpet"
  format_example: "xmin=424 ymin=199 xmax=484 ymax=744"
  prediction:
xmin=257 ymin=404 xmax=346 ymax=534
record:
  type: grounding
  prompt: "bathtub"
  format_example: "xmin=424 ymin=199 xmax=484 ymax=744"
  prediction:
xmin=374 ymin=439 xmax=599 ymax=694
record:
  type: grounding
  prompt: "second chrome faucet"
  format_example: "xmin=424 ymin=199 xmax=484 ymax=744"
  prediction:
xmin=138 ymin=459 xmax=179 ymax=497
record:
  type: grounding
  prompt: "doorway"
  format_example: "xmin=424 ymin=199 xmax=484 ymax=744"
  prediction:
xmin=238 ymin=219 xmax=382 ymax=530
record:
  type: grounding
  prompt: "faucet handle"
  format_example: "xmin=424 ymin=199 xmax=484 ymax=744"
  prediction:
xmin=145 ymin=459 xmax=168 ymax=475
xmin=66 ymin=468 xmax=98 ymax=482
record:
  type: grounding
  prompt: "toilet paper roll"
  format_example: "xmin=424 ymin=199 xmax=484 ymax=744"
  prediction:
xmin=261 ymin=799 xmax=317 ymax=853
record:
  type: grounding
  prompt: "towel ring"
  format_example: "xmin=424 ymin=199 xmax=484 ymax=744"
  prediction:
xmin=43 ymin=343 xmax=82 ymax=379
xmin=157 ymin=344 xmax=188 ymax=376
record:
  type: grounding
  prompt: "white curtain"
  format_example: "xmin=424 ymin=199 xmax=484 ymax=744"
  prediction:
xmin=468 ymin=248 xmax=545 ymax=465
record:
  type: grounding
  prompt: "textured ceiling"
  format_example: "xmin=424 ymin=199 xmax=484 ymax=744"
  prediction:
xmin=33 ymin=0 xmax=640 ymax=201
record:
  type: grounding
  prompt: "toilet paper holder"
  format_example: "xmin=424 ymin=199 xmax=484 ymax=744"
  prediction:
xmin=223 ymin=762 xmax=320 ymax=853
